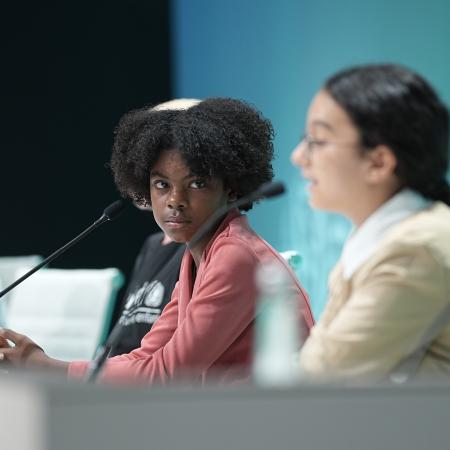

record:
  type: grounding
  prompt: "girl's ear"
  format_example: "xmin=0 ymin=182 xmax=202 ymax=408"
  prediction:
xmin=365 ymin=145 xmax=398 ymax=185
xmin=227 ymin=188 xmax=238 ymax=203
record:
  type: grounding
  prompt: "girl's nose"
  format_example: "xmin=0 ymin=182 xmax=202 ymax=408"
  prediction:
xmin=167 ymin=188 xmax=187 ymax=209
xmin=291 ymin=140 xmax=309 ymax=168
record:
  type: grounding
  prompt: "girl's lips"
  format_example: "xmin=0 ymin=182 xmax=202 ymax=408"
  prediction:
xmin=165 ymin=222 xmax=187 ymax=229
xmin=164 ymin=219 xmax=191 ymax=229
xmin=165 ymin=214 xmax=190 ymax=223
xmin=302 ymin=173 xmax=317 ymax=184
xmin=303 ymin=177 xmax=318 ymax=192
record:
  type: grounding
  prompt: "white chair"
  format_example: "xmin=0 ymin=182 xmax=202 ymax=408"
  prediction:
xmin=0 ymin=255 xmax=43 ymax=326
xmin=280 ymin=250 xmax=302 ymax=272
xmin=5 ymin=268 xmax=124 ymax=361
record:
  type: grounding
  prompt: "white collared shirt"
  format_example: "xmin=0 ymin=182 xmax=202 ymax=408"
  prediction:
xmin=341 ymin=189 xmax=432 ymax=279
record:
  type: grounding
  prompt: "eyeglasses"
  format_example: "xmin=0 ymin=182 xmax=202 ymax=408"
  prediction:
xmin=299 ymin=134 xmax=328 ymax=153
xmin=298 ymin=133 xmax=362 ymax=157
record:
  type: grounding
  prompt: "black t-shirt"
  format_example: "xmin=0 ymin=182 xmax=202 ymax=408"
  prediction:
xmin=109 ymin=232 xmax=185 ymax=356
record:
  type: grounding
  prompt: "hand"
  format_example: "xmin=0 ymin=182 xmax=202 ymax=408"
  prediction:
xmin=0 ymin=333 xmax=11 ymax=374
xmin=0 ymin=328 xmax=46 ymax=369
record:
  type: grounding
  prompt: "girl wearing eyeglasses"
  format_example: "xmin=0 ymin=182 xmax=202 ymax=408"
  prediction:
xmin=292 ymin=64 xmax=450 ymax=381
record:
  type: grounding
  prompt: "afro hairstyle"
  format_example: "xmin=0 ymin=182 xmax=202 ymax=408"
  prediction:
xmin=110 ymin=97 xmax=275 ymax=211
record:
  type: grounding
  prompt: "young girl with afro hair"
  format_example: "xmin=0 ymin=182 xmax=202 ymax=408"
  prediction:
xmin=0 ymin=98 xmax=313 ymax=385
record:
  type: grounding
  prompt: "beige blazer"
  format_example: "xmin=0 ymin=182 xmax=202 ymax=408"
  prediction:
xmin=300 ymin=202 xmax=450 ymax=380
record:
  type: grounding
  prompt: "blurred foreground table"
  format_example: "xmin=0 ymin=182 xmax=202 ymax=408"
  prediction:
xmin=1 ymin=373 xmax=449 ymax=450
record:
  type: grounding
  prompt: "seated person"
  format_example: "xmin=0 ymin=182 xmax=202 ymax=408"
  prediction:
xmin=110 ymin=229 xmax=184 ymax=357
xmin=109 ymin=100 xmax=198 ymax=357
xmin=291 ymin=63 xmax=450 ymax=381
xmin=0 ymin=97 xmax=314 ymax=385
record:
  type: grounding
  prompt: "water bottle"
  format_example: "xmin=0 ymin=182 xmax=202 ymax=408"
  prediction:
xmin=253 ymin=261 xmax=301 ymax=387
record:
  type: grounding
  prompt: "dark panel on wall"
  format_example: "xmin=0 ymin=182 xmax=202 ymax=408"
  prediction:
xmin=0 ymin=2 xmax=171 ymax=280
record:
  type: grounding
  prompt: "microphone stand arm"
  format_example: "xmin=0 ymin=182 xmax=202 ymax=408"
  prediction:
xmin=84 ymin=320 xmax=124 ymax=383
xmin=0 ymin=215 xmax=108 ymax=300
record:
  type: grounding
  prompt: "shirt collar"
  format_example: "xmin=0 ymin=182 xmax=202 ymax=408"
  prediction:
xmin=341 ymin=189 xmax=431 ymax=279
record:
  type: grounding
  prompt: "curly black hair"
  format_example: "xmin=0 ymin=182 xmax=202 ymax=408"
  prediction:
xmin=110 ymin=98 xmax=274 ymax=211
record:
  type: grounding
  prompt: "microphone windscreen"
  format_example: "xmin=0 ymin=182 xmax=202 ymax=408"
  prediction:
xmin=257 ymin=181 xmax=286 ymax=199
xmin=103 ymin=200 xmax=126 ymax=221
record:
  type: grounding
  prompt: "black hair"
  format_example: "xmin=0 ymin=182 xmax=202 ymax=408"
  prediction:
xmin=110 ymin=98 xmax=274 ymax=211
xmin=324 ymin=64 xmax=450 ymax=205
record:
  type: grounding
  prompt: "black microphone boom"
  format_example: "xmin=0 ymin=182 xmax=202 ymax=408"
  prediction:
xmin=188 ymin=181 xmax=285 ymax=249
xmin=84 ymin=319 xmax=124 ymax=383
xmin=103 ymin=200 xmax=127 ymax=221
xmin=0 ymin=200 xmax=126 ymax=300
xmin=256 ymin=181 xmax=285 ymax=199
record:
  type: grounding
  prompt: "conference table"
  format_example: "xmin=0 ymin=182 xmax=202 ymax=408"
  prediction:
xmin=1 ymin=372 xmax=449 ymax=450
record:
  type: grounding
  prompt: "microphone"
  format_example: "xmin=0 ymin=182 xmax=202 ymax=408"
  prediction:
xmin=188 ymin=180 xmax=286 ymax=249
xmin=84 ymin=319 xmax=124 ymax=383
xmin=84 ymin=181 xmax=285 ymax=384
xmin=0 ymin=200 xmax=127 ymax=300
xmin=84 ymin=318 xmax=124 ymax=383
xmin=103 ymin=200 xmax=127 ymax=221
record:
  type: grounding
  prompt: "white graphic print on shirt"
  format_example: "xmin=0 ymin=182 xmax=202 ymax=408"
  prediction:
xmin=119 ymin=280 xmax=165 ymax=326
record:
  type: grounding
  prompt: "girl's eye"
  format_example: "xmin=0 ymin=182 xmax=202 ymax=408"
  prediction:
xmin=309 ymin=139 xmax=327 ymax=148
xmin=153 ymin=180 xmax=168 ymax=189
xmin=302 ymin=134 xmax=327 ymax=148
xmin=190 ymin=180 xmax=206 ymax=189
xmin=301 ymin=134 xmax=328 ymax=152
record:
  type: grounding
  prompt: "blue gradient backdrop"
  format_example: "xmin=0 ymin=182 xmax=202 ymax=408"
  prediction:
xmin=172 ymin=0 xmax=450 ymax=318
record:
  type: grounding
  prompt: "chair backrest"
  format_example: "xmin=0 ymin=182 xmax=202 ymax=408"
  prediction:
xmin=0 ymin=255 xmax=43 ymax=326
xmin=279 ymin=250 xmax=302 ymax=273
xmin=5 ymin=268 xmax=124 ymax=361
